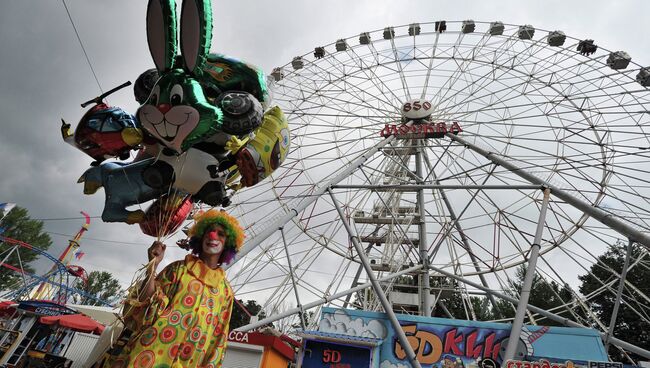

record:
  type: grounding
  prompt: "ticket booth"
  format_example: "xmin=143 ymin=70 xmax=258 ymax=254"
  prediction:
xmin=223 ymin=330 xmax=296 ymax=368
xmin=297 ymin=330 xmax=381 ymax=368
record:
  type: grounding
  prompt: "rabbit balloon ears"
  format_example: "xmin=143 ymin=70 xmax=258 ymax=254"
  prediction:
xmin=146 ymin=0 xmax=213 ymax=75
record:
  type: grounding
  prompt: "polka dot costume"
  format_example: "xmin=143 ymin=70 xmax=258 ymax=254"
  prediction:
xmin=103 ymin=255 xmax=233 ymax=368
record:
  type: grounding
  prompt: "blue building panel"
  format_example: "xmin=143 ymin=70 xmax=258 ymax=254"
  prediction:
xmin=305 ymin=307 xmax=609 ymax=368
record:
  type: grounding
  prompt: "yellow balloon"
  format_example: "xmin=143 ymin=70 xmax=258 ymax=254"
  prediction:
xmin=236 ymin=106 xmax=290 ymax=187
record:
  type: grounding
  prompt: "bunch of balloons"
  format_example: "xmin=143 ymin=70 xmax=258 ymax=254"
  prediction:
xmin=62 ymin=0 xmax=290 ymax=237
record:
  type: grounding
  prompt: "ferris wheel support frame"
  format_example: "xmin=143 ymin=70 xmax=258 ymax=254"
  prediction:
xmin=446 ymin=133 xmax=650 ymax=248
xmin=234 ymin=242 xmax=650 ymax=360
xmin=604 ymin=238 xmax=634 ymax=351
xmin=225 ymin=134 xmax=398 ymax=270
xmin=415 ymin=139 xmax=432 ymax=317
xmin=433 ymin=177 xmax=503 ymax=318
xmin=503 ymin=188 xmax=550 ymax=361
xmin=329 ymin=188 xmax=422 ymax=368
xmin=332 ymin=184 xmax=542 ymax=190
xmin=226 ymin=113 xmax=648 ymax=362
xmin=280 ymin=227 xmax=307 ymax=330
xmin=237 ymin=264 xmax=423 ymax=331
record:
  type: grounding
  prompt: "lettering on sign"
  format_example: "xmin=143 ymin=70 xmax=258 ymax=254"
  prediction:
xmin=403 ymin=100 xmax=432 ymax=112
xmin=227 ymin=330 xmax=249 ymax=343
xmin=506 ymin=359 xmax=576 ymax=368
xmin=401 ymin=99 xmax=435 ymax=121
xmin=588 ymin=362 xmax=623 ymax=368
xmin=380 ymin=122 xmax=462 ymax=139
xmin=34 ymin=307 xmax=60 ymax=316
xmin=323 ymin=349 xmax=342 ymax=363
xmin=394 ymin=325 xmax=503 ymax=363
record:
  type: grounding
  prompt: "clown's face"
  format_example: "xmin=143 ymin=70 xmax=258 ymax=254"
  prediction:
xmin=202 ymin=225 xmax=227 ymax=256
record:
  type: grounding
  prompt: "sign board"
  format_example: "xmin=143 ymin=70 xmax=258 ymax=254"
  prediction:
xmin=228 ymin=330 xmax=251 ymax=343
xmin=318 ymin=307 xmax=609 ymax=368
xmin=588 ymin=362 xmax=623 ymax=368
xmin=302 ymin=339 xmax=372 ymax=368
xmin=380 ymin=121 xmax=462 ymax=139
xmin=401 ymin=99 xmax=434 ymax=120
xmin=17 ymin=301 xmax=77 ymax=316
xmin=506 ymin=359 xmax=579 ymax=368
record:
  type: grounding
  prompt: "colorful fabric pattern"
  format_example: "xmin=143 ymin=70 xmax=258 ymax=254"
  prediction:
xmin=104 ymin=255 xmax=234 ymax=368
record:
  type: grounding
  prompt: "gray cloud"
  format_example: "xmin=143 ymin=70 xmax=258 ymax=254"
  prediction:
xmin=1 ymin=0 xmax=647 ymax=296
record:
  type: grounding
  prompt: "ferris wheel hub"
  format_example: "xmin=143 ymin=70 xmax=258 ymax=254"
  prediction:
xmin=400 ymin=99 xmax=433 ymax=123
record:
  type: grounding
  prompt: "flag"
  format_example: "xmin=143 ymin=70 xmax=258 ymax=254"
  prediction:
xmin=74 ymin=251 xmax=85 ymax=260
xmin=0 ymin=203 xmax=16 ymax=217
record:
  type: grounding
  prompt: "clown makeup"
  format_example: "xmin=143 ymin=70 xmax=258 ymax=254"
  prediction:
xmin=202 ymin=225 xmax=226 ymax=256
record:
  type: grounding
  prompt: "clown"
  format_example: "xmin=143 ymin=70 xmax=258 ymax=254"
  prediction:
xmin=99 ymin=210 xmax=244 ymax=368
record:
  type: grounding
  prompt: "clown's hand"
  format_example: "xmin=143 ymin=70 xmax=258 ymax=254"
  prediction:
xmin=225 ymin=136 xmax=248 ymax=154
xmin=147 ymin=241 xmax=166 ymax=269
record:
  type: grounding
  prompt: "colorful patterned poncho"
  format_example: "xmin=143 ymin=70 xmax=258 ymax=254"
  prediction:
xmin=103 ymin=255 xmax=234 ymax=368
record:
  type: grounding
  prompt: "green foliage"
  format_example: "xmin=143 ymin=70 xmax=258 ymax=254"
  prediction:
xmin=348 ymin=266 xmax=585 ymax=328
xmin=470 ymin=296 xmax=495 ymax=321
xmin=430 ymin=278 xmax=497 ymax=321
xmin=0 ymin=206 xmax=52 ymax=290
xmin=494 ymin=265 xmax=578 ymax=326
xmin=73 ymin=271 xmax=125 ymax=306
xmin=351 ymin=274 xmax=500 ymax=321
xmin=578 ymin=241 xmax=650 ymax=362
xmin=292 ymin=310 xmax=315 ymax=330
xmin=229 ymin=299 xmax=267 ymax=330
xmin=430 ymin=278 xmax=472 ymax=319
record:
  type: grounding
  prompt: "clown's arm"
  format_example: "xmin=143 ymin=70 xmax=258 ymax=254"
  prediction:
xmin=139 ymin=241 xmax=166 ymax=302
xmin=122 ymin=242 xmax=177 ymax=329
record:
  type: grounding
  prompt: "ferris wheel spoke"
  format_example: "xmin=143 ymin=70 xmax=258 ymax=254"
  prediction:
xmin=419 ymin=30 xmax=443 ymax=99
xmin=431 ymin=34 xmax=512 ymax=109
xmin=344 ymin=45 xmax=409 ymax=110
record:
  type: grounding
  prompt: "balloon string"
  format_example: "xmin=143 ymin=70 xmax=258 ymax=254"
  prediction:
xmin=120 ymin=258 xmax=156 ymax=325
xmin=155 ymin=152 xmax=192 ymax=242
xmin=160 ymin=154 xmax=188 ymax=240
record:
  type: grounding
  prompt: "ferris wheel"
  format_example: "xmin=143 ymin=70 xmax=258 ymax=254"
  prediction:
xmin=224 ymin=20 xmax=650 ymax=360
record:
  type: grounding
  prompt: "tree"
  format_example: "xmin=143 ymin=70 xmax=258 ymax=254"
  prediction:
xmin=351 ymin=274 xmax=496 ymax=321
xmin=229 ymin=299 xmax=266 ymax=330
xmin=73 ymin=271 xmax=125 ymax=306
xmin=0 ymin=206 xmax=52 ymax=291
xmin=578 ymin=241 xmax=650 ymax=362
xmin=470 ymin=296 xmax=495 ymax=321
xmin=430 ymin=278 xmax=495 ymax=321
xmin=494 ymin=265 xmax=578 ymax=326
xmin=291 ymin=310 xmax=316 ymax=330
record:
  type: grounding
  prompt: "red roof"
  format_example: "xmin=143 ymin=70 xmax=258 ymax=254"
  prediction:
xmin=228 ymin=331 xmax=295 ymax=360
xmin=40 ymin=313 xmax=105 ymax=335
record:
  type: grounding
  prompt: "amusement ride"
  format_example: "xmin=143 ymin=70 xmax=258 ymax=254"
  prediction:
xmin=222 ymin=20 xmax=650 ymax=362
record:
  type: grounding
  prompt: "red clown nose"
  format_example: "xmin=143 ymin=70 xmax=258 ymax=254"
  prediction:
xmin=206 ymin=230 xmax=218 ymax=240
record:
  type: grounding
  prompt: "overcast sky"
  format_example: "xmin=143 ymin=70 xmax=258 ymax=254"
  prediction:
xmin=1 ymin=0 xmax=648 ymax=292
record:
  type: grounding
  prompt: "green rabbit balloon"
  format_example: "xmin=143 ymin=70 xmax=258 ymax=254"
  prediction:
xmin=137 ymin=0 xmax=223 ymax=153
